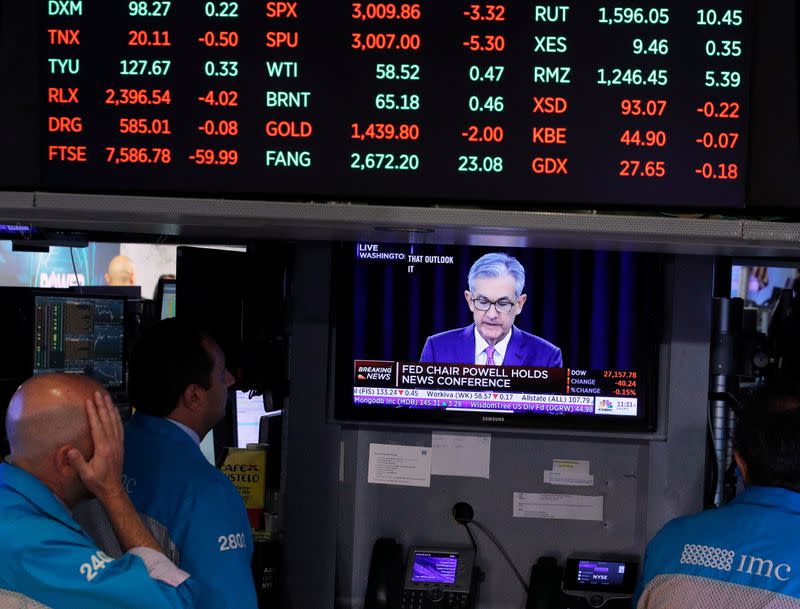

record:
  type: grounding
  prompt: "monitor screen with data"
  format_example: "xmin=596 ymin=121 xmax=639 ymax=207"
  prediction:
xmin=35 ymin=1 xmax=752 ymax=207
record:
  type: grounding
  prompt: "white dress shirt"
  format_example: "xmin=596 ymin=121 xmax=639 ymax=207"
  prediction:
xmin=473 ymin=326 xmax=514 ymax=365
xmin=166 ymin=418 xmax=200 ymax=446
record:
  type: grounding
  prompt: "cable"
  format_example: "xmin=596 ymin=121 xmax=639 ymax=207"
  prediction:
xmin=453 ymin=501 xmax=527 ymax=592
xmin=69 ymin=247 xmax=83 ymax=294
xmin=706 ymin=401 xmax=719 ymax=508
xmin=462 ymin=523 xmax=477 ymax=553
xmin=469 ymin=519 xmax=528 ymax=594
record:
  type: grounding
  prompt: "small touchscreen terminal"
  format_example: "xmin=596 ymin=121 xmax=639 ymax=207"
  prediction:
xmin=575 ymin=560 xmax=628 ymax=588
xmin=402 ymin=547 xmax=475 ymax=609
xmin=563 ymin=556 xmax=638 ymax=607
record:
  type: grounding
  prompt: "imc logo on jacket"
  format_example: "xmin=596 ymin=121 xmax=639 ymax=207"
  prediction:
xmin=681 ymin=543 xmax=792 ymax=582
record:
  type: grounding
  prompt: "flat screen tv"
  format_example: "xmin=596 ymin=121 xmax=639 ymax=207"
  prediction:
xmin=333 ymin=243 xmax=662 ymax=432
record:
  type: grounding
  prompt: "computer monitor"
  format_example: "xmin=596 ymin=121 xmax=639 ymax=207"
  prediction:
xmin=158 ymin=279 xmax=176 ymax=320
xmin=32 ymin=292 xmax=126 ymax=389
xmin=235 ymin=391 xmax=264 ymax=448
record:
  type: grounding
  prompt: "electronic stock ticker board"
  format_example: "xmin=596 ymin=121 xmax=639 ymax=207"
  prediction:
xmin=42 ymin=1 xmax=753 ymax=207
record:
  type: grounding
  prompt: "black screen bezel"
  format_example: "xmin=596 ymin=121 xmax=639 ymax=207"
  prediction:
xmin=331 ymin=242 xmax=662 ymax=433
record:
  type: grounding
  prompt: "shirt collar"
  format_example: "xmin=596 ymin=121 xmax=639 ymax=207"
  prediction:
xmin=732 ymin=485 xmax=800 ymax=514
xmin=474 ymin=325 xmax=514 ymax=363
xmin=166 ymin=418 xmax=201 ymax=446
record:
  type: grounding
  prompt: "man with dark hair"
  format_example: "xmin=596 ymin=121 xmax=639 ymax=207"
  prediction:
xmin=0 ymin=374 xmax=197 ymax=609
xmin=123 ymin=318 xmax=257 ymax=609
xmin=634 ymin=382 xmax=800 ymax=608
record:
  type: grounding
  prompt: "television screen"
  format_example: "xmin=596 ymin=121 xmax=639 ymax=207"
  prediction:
xmin=334 ymin=243 xmax=662 ymax=431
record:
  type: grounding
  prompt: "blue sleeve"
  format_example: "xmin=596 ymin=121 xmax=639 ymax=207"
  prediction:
xmin=177 ymin=483 xmax=258 ymax=609
xmin=5 ymin=534 xmax=197 ymax=609
xmin=550 ymin=347 xmax=563 ymax=368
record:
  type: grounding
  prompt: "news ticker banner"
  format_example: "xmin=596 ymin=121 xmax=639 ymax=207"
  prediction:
xmin=353 ymin=360 xmax=639 ymax=416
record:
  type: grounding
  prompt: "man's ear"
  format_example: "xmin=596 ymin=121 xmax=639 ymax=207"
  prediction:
xmin=464 ymin=290 xmax=474 ymax=310
xmin=54 ymin=444 xmax=79 ymax=478
xmin=516 ymin=293 xmax=527 ymax=312
xmin=734 ymin=450 xmax=750 ymax=485
xmin=182 ymin=384 xmax=204 ymax=413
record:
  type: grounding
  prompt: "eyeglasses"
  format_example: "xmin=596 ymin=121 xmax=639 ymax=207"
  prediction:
xmin=470 ymin=296 xmax=516 ymax=313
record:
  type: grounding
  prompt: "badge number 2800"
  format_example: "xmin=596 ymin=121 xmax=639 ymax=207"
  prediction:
xmin=80 ymin=551 xmax=114 ymax=581
xmin=218 ymin=533 xmax=247 ymax=552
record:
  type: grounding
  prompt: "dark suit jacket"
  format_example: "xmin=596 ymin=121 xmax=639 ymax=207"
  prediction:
xmin=419 ymin=324 xmax=563 ymax=367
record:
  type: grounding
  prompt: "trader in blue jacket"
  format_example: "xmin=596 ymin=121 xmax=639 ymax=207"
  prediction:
xmin=634 ymin=381 xmax=800 ymax=608
xmin=0 ymin=373 xmax=197 ymax=609
xmin=123 ymin=318 xmax=258 ymax=609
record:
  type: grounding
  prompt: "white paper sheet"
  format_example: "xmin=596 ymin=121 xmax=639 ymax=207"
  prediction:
xmin=431 ymin=432 xmax=491 ymax=478
xmin=545 ymin=459 xmax=594 ymax=486
xmin=368 ymin=443 xmax=431 ymax=487
xmin=513 ymin=492 xmax=604 ymax=521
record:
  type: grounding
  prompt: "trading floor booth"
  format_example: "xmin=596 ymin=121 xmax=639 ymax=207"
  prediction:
xmin=1 ymin=231 xmax=796 ymax=609
xmin=3 ymin=1 xmax=800 ymax=608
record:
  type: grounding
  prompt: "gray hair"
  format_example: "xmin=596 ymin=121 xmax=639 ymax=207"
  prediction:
xmin=467 ymin=253 xmax=525 ymax=298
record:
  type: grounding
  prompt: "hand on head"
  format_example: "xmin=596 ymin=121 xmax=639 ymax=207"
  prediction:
xmin=5 ymin=374 xmax=123 ymax=506
xmin=65 ymin=390 xmax=125 ymax=503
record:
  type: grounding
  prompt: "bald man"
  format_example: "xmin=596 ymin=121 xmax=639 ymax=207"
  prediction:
xmin=105 ymin=255 xmax=136 ymax=286
xmin=0 ymin=374 xmax=198 ymax=609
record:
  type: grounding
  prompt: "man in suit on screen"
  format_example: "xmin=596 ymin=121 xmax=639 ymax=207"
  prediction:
xmin=420 ymin=252 xmax=563 ymax=367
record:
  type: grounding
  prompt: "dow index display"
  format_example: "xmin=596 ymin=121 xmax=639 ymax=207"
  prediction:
xmin=42 ymin=1 xmax=753 ymax=207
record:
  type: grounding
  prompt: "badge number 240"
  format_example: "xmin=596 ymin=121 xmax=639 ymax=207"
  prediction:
xmin=218 ymin=532 xmax=247 ymax=552
xmin=81 ymin=551 xmax=114 ymax=581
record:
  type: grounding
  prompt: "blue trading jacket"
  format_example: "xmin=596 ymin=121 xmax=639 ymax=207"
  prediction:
xmin=0 ymin=461 xmax=197 ymax=609
xmin=123 ymin=413 xmax=257 ymax=609
xmin=634 ymin=486 xmax=800 ymax=609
